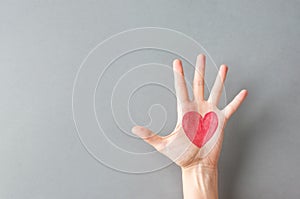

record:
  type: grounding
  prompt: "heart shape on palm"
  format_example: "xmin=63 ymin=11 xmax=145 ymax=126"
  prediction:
xmin=182 ymin=111 xmax=218 ymax=148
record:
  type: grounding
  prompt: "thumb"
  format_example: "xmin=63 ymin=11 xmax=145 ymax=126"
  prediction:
xmin=131 ymin=126 xmax=164 ymax=151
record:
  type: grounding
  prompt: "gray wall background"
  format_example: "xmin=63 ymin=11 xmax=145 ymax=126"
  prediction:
xmin=1 ymin=0 xmax=300 ymax=198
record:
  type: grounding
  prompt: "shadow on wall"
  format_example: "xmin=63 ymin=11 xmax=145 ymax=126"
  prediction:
xmin=218 ymin=87 xmax=271 ymax=199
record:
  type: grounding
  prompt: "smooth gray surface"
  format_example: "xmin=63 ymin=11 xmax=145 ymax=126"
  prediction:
xmin=1 ymin=0 xmax=300 ymax=198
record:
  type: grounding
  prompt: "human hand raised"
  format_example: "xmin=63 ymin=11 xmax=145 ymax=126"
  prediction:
xmin=132 ymin=54 xmax=247 ymax=170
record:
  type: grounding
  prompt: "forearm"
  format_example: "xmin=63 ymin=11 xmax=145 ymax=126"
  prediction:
xmin=181 ymin=165 xmax=218 ymax=199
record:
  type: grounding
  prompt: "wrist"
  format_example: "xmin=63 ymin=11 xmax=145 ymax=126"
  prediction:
xmin=181 ymin=164 xmax=218 ymax=199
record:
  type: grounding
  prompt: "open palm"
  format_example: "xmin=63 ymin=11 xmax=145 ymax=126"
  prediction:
xmin=132 ymin=54 xmax=247 ymax=169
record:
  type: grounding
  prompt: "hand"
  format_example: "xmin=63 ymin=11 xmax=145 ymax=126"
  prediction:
xmin=132 ymin=54 xmax=247 ymax=170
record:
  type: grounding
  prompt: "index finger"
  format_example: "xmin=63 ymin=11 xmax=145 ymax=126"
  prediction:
xmin=173 ymin=59 xmax=189 ymax=103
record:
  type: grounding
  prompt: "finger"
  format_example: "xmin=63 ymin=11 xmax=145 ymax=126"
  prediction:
xmin=173 ymin=59 xmax=189 ymax=103
xmin=208 ymin=64 xmax=228 ymax=105
xmin=131 ymin=126 xmax=165 ymax=151
xmin=222 ymin=89 xmax=248 ymax=119
xmin=193 ymin=54 xmax=206 ymax=101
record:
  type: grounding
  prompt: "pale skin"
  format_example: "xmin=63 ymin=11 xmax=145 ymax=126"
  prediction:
xmin=132 ymin=54 xmax=248 ymax=199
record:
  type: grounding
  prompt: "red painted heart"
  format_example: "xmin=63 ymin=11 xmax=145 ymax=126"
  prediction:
xmin=182 ymin=111 xmax=218 ymax=148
